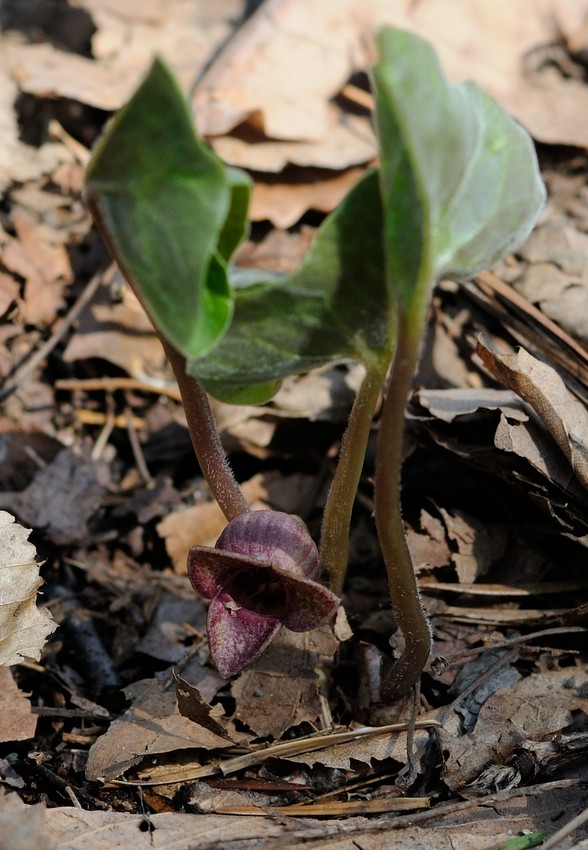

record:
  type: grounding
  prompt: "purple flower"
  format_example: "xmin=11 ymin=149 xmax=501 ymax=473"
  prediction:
xmin=187 ymin=511 xmax=340 ymax=678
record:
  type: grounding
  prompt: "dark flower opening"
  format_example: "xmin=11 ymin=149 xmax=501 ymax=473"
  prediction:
xmin=225 ymin=568 xmax=288 ymax=617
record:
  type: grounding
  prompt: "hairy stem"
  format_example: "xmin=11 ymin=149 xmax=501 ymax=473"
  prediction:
xmin=160 ymin=338 xmax=249 ymax=521
xmin=374 ymin=314 xmax=431 ymax=700
xmin=320 ymin=363 xmax=386 ymax=595
xmin=86 ymin=198 xmax=248 ymax=522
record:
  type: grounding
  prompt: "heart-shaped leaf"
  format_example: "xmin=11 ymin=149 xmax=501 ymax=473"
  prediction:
xmin=372 ymin=27 xmax=546 ymax=318
xmin=188 ymin=170 xmax=393 ymax=404
xmin=85 ymin=58 xmax=235 ymax=358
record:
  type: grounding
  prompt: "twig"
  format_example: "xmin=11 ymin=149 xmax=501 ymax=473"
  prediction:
xmin=91 ymin=394 xmax=116 ymax=461
xmin=56 ymin=376 xmax=181 ymax=401
xmin=111 ymin=719 xmax=441 ymax=786
xmin=438 ymin=626 xmax=588 ymax=667
xmin=124 ymin=398 xmax=153 ymax=484
xmin=0 ymin=271 xmax=103 ymax=403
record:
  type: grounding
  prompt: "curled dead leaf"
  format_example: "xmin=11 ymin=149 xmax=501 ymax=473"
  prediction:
xmin=0 ymin=511 xmax=57 ymax=666
xmin=477 ymin=337 xmax=588 ymax=489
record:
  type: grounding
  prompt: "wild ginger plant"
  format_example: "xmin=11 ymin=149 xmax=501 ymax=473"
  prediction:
xmin=85 ymin=28 xmax=545 ymax=699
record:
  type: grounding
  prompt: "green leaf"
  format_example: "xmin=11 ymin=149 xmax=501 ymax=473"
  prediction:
xmin=372 ymin=27 xmax=546 ymax=317
xmin=188 ymin=170 xmax=392 ymax=404
xmin=85 ymin=57 xmax=232 ymax=359
xmin=217 ymin=167 xmax=252 ymax=263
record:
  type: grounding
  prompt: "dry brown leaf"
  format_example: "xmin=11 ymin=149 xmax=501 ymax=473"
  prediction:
xmin=283 ymin=719 xmax=435 ymax=771
xmin=231 ymin=624 xmax=339 ymax=739
xmin=415 ymin=388 xmax=529 ymax=425
xmin=437 ymin=508 xmax=506 ymax=584
xmin=0 ymin=667 xmax=38 ymax=742
xmin=0 ymin=210 xmax=72 ymax=326
xmin=405 ymin=509 xmax=451 ymax=573
xmin=442 ymin=666 xmax=588 ymax=791
xmin=40 ymin=782 xmax=588 ymax=849
xmin=136 ymin=590 xmax=208 ymax=664
xmin=62 ymin=282 xmax=167 ymax=379
xmin=0 ymin=41 xmax=73 ymax=193
xmin=0 ymin=511 xmax=56 ymax=667
xmin=493 ymin=413 xmax=583 ymax=494
xmin=85 ymin=674 xmax=232 ymax=782
xmin=477 ymin=339 xmax=588 ymax=488
xmin=192 ymin=0 xmax=362 ymax=140
xmin=0 ymin=272 xmax=19 ymax=317
xmin=193 ymin=0 xmax=588 ymax=148
xmin=173 ymin=670 xmax=233 ymax=740
xmin=156 ymin=476 xmax=271 ymax=572
xmin=210 ymin=108 xmax=376 ymax=172
xmin=0 ymin=790 xmax=54 ymax=850
xmin=2 ymin=2 xmax=243 ymax=111
xmin=13 ymin=448 xmax=104 ymax=546
xmin=515 ymin=221 xmax=588 ymax=345
xmin=249 ymin=168 xmax=365 ymax=228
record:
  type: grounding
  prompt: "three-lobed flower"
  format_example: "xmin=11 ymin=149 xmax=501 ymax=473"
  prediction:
xmin=187 ymin=510 xmax=340 ymax=677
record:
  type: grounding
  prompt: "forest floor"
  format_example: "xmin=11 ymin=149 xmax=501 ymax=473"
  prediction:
xmin=1 ymin=2 xmax=588 ymax=848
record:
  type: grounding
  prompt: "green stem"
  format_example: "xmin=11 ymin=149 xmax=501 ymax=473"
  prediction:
xmin=374 ymin=313 xmax=431 ymax=700
xmin=320 ymin=363 xmax=386 ymax=595
xmin=160 ymin=337 xmax=249 ymax=522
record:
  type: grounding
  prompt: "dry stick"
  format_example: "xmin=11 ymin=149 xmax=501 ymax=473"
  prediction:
xmin=0 ymin=271 xmax=103 ymax=403
xmin=56 ymin=376 xmax=182 ymax=401
xmin=439 ymin=626 xmax=588 ymax=666
xmin=111 ymin=718 xmax=441 ymax=786
xmin=124 ymin=393 xmax=153 ymax=485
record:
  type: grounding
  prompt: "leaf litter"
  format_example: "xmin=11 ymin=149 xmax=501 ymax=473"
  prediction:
xmin=0 ymin=1 xmax=588 ymax=848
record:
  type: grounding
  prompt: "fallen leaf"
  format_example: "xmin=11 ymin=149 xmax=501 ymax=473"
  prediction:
xmin=85 ymin=673 xmax=232 ymax=782
xmin=40 ymin=782 xmax=588 ymax=849
xmin=438 ymin=508 xmax=506 ymax=584
xmin=193 ymin=0 xmax=588 ymax=148
xmin=415 ymin=388 xmax=529 ymax=425
xmin=0 ymin=272 xmax=19 ymax=316
xmin=283 ymin=719 xmax=435 ymax=771
xmin=2 ymin=3 xmax=242 ymax=112
xmin=0 ymin=667 xmax=38 ymax=742
xmin=62 ymin=279 xmax=167 ymax=379
xmin=13 ymin=448 xmax=104 ymax=546
xmin=477 ymin=338 xmax=588 ymax=488
xmin=442 ymin=666 xmax=588 ymax=791
xmin=515 ymin=221 xmax=588 ymax=345
xmin=136 ymin=590 xmax=207 ymax=664
xmin=493 ymin=413 xmax=584 ymax=495
xmin=0 ymin=511 xmax=56 ymax=667
xmin=0 ymin=790 xmax=54 ymax=850
xmin=405 ymin=509 xmax=451 ymax=573
xmin=0 ymin=40 xmax=73 ymax=193
xmin=249 ymin=168 xmax=365 ymax=228
xmin=0 ymin=209 xmax=72 ymax=326
xmin=156 ymin=476 xmax=271 ymax=572
xmin=231 ymin=624 xmax=338 ymax=739
xmin=173 ymin=670 xmax=233 ymax=739
xmin=210 ymin=107 xmax=376 ymax=172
